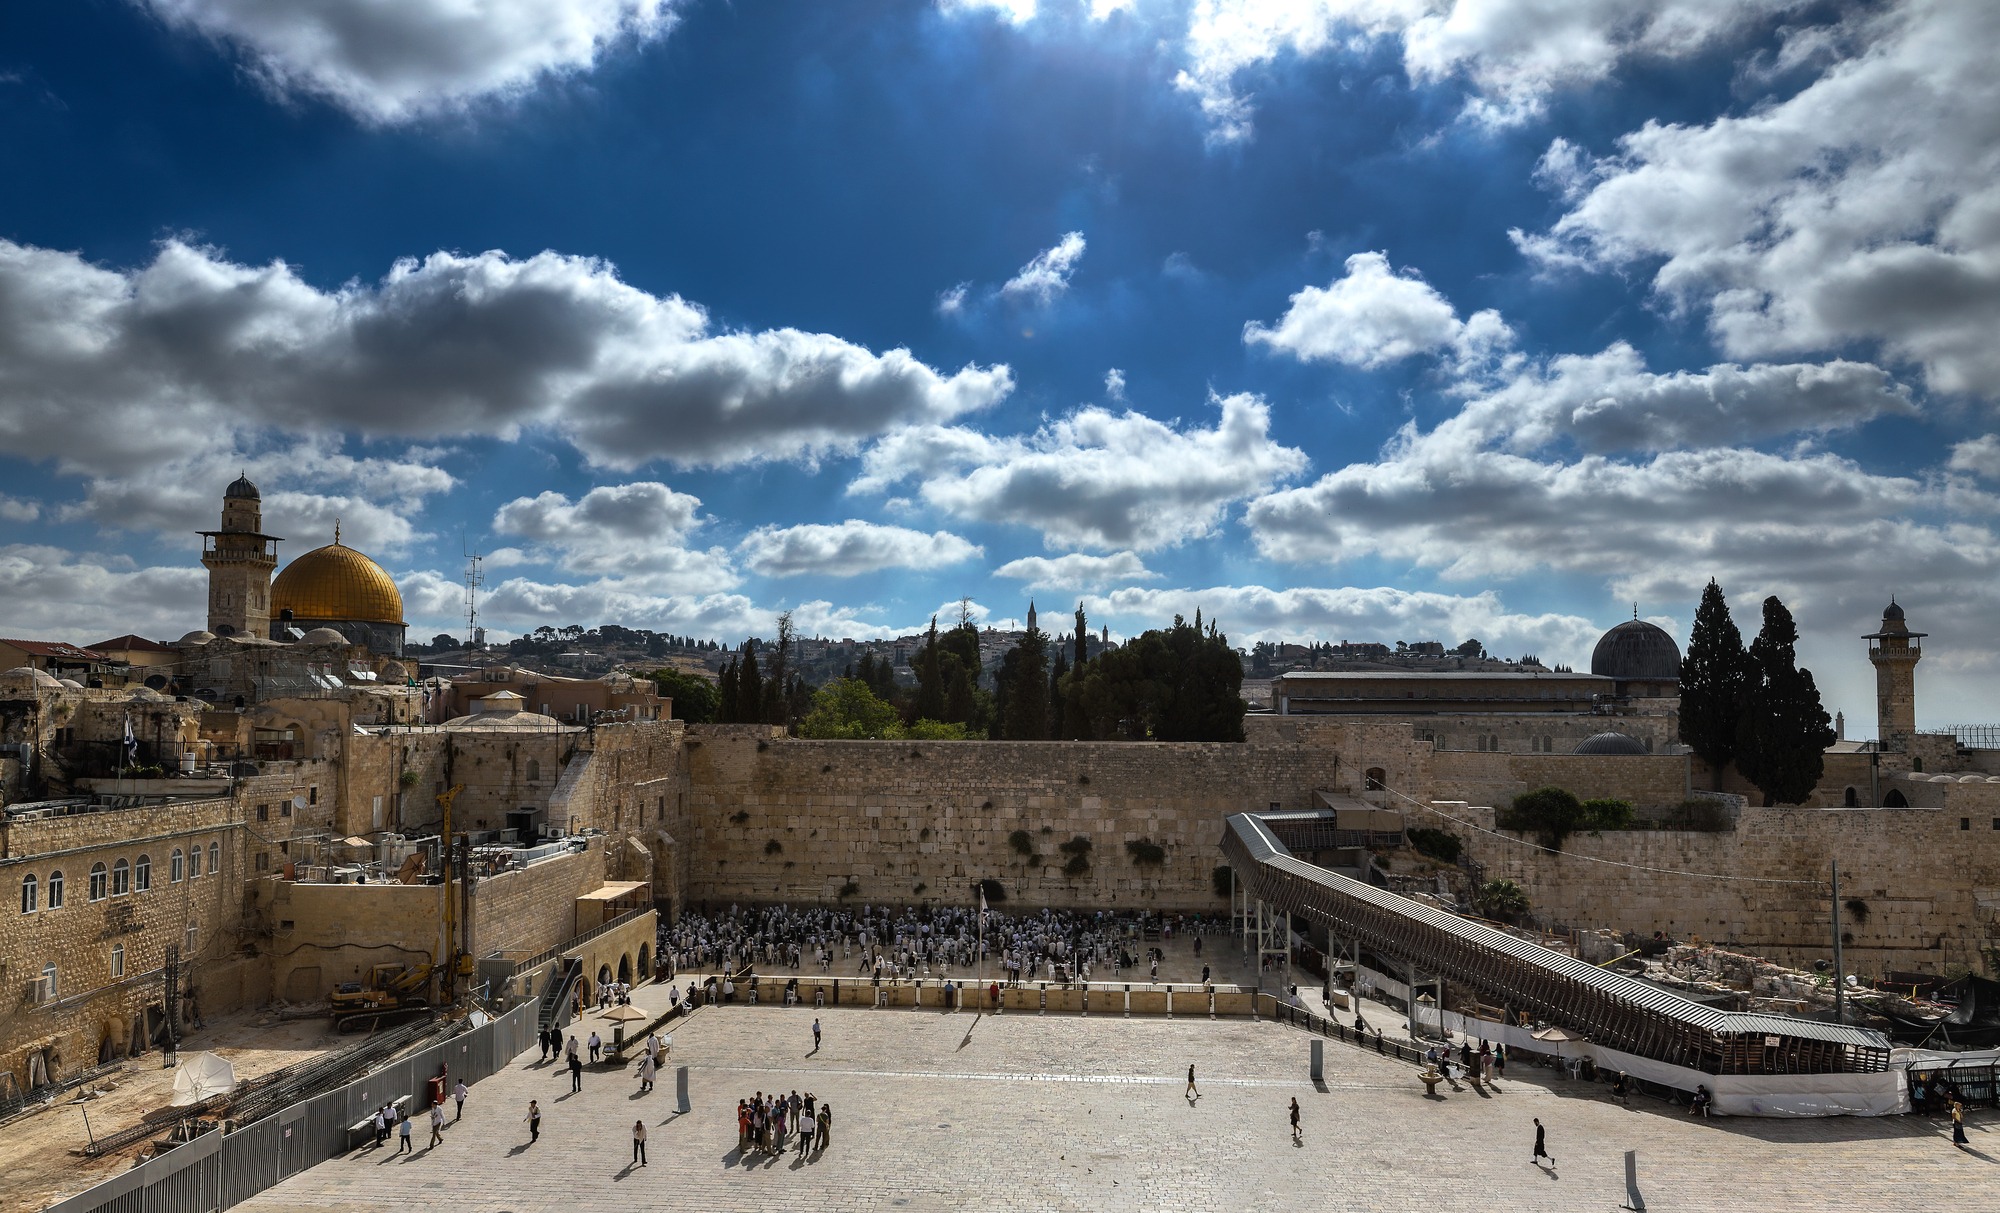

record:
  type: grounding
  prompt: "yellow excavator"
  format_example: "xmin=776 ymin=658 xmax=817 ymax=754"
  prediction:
xmin=330 ymin=961 xmax=435 ymax=1032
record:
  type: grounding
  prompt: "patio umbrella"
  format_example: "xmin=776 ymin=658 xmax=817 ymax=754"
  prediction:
xmin=602 ymin=1004 xmax=648 ymax=1023
xmin=170 ymin=1052 xmax=237 ymax=1105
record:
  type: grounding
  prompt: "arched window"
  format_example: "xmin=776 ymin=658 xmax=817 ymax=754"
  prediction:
xmin=135 ymin=854 xmax=151 ymax=892
xmin=112 ymin=859 xmax=130 ymax=896
xmin=189 ymin=845 xmax=202 ymax=878
xmin=1843 ymin=786 xmax=1859 ymax=808
xmin=208 ymin=842 xmax=220 ymax=874
xmin=526 ymin=759 xmax=541 ymax=782
xmin=89 ymin=863 xmax=108 ymax=901
xmin=1364 ymin=767 xmax=1387 ymax=791
xmin=42 ymin=962 xmax=57 ymax=999
xmin=170 ymin=849 xmax=185 ymax=882
xmin=47 ymin=870 xmax=63 ymax=909
xmin=110 ymin=943 xmax=125 ymax=979
xmin=20 ymin=874 xmax=36 ymax=914
xmin=1883 ymin=788 xmax=1909 ymax=808
xmin=1913 ymin=757 xmax=1925 ymax=773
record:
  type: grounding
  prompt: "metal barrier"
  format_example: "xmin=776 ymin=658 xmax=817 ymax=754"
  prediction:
xmin=46 ymin=1002 xmax=537 ymax=1213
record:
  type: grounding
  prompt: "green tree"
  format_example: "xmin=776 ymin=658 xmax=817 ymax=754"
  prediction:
xmin=798 ymin=677 xmax=903 ymax=739
xmin=1073 ymin=603 xmax=1088 ymax=669
xmin=998 ymin=607 xmax=1050 ymax=739
xmin=1047 ymin=649 xmax=1068 ymax=741
xmin=1736 ymin=595 xmax=1836 ymax=806
xmin=762 ymin=611 xmax=794 ymax=726
xmin=1473 ymin=879 xmax=1530 ymax=922
xmin=1497 ymin=786 xmax=1589 ymax=852
xmin=721 ymin=657 xmax=741 ymax=722
xmin=737 ymin=641 xmax=762 ymax=726
xmin=647 ymin=668 xmax=719 ymax=723
xmin=911 ymin=616 xmax=947 ymax=723
xmin=1680 ymin=579 xmax=1750 ymax=771
xmin=1060 ymin=613 xmax=1245 ymax=741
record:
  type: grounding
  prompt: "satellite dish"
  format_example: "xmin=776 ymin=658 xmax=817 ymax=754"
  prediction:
xmin=292 ymin=795 xmax=308 ymax=810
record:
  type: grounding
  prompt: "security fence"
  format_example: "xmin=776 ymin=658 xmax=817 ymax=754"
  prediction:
xmin=44 ymin=1002 xmax=536 ymax=1213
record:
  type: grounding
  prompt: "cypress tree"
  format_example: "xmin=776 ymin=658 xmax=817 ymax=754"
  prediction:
xmin=718 ymin=657 xmax=740 ymax=723
xmin=1735 ymin=595 xmax=1836 ymax=806
xmin=1000 ymin=615 xmax=1050 ymax=739
xmin=1074 ymin=603 xmax=1088 ymax=668
xmin=1048 ymin=649 xmax=1069 ymax=740
xmin=1679 ymin=580 xmax=1749 ymax=772
xmin=738 ymin=641 xmax=762 ymax=727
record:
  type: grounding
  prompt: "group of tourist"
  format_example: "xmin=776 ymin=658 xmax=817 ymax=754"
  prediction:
xmin=735 ymin=1089 xmax=831 ymax=1159
xmin=658 ymin=903 xmax=1216 ymax=988
xmin=1423 ymin=1039 xmax=1505 ymax=1083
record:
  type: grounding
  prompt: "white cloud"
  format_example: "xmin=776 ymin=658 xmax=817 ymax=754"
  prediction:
xmin=491 ymin=482 xmax=737 ymax=591
xmin=1950 ymin=436 xmax=2000 ymax=481
xmin=935 ymin=282 xmax=970 ymax=316
xmin=1087 ymin=582 xmax=1605 ymax=660
xmin=0 ymin=544 xmax=206 ymax=642
xmin=1001 ymin=232 xmax=1087 ymax=307
xmin=852 ymin=392 xmax=1308 ymax=551
xmin=1176 ymin=0 xmax=1800 ymax=140
xmin=1244 ymin=251 xmax=1511 ymax=371
xmin=1104 ymin=368 xmax=1126 ymax=401
xmin=939 ymin=0 xmax=1038 ymax=25
xmin=1517 ymin=2 xmax=2000 ymax=401
xmin=993 ymin=551 xmax=1157 ymax=591
xmin=0 ymin=239 xmax=1013 ymax=476
xmin=139 ymin=0 xmax=679 ymax=125
xmin=0 ymin=495 xmax=39 ymax=522
xmin=737 ymin=520 xmax=982 ymax=578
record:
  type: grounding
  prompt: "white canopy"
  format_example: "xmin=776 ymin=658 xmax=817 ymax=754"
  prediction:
xmin=169 ymin=1051 xmax=237 ymax=1105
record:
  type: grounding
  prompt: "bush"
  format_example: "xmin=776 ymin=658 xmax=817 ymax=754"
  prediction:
xmin=1580 ymin=797 xmax=1635 ymax=831
xmin=1473 ymin=878 xmax=1530 ymax=922
xmin=1497 ymin=786 xmax=1590 ymax=852
xmin=1212 ymin=864 xmax=1234 ymax=898
xmin=1008 ymin=829 xmax=1034 ymax=856
xmin=1063 ymin=852 xmax=1091 ymax=878
xmin=837 ymin=880 xmax=860 ymax=899
xmin=764 ymin=839 xmax=783 ymax=855
xmin=1058 ymin=836 xmax=1092 ymax=857
xmin=729 ymin=810 xmax=750 ymax=825
xmin=1659 ymin=799 xmax=1735 ymax=831
xmin=1844 ymin=897 xmax=1870 ymax=923
xmin=1125 ymin=838 xmax=1166 ymax=865
xmin=1406 ymin=827 xmax=1463 ymax=864
xmin=978 ymin=877 xmax=1008 ymax=904
xmin=399 ymin=770 xmax=421 ymax=788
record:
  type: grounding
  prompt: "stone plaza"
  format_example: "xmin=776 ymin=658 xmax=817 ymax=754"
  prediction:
xmin=234 ymin=998 xmax=1989 ymax=1213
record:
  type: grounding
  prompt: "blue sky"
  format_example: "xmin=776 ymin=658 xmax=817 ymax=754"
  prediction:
xmin=2 ymin=0 xmax=1997 ymax=731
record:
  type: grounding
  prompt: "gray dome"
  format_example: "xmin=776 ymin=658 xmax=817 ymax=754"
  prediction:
xmin=298 ymin=627 xmax=349 ymax=646
xmin=1590 ymin=619 xmax=1681 ymax=682
xmin=1575 ymin=731 xmax=1648 ymax=756
xmin=1883 ymin=599 xmax=1904 ymax=622
xmin=178 ymin=630 xmax=217 ymax=646
xmin=225 ymin=473 xmax=261 ymax=500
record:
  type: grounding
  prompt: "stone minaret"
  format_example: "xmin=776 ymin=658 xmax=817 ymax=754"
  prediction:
xmin=199 ymin=474 xmax=281 ymax=638
xmin=1864 ymin=599 xmax=1924 ymax=747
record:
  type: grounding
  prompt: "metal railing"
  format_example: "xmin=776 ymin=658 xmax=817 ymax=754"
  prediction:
xmin=499 ymin=906 xmax=654 ymax=981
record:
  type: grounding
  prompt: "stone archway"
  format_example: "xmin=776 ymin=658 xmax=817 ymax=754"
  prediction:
xmin=597 ymin=963 xmax=613 ymax=987
xmin=638 ymin=943 xmax=652 ymax=980
xmin=617 ymin=953 xmax=633 ymax=985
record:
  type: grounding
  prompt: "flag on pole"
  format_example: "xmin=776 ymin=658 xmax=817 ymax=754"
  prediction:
xmin=123 ymin=713 xmax=138 ymax=764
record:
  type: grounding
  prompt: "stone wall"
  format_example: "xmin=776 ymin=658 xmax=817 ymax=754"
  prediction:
xmin=1410 ymin=797 xmax=2000 ymax=975
xmin=679 ymin=721 xmax=1417 ymax=911
xmin=1430 ymin=751 xmax=1692 ymax=809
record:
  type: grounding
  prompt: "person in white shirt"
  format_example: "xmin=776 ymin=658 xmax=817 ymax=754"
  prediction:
xmin=453 ymin=1079 xmax=468 ymax=1121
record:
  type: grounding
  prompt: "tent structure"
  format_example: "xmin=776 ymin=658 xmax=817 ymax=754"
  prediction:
xmin=169 ymin=1052 xmax=237 ymax=1105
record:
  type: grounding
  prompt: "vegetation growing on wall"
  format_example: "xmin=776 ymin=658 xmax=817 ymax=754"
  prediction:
xmin=1497 ymin=787 xmax=1633 ymax=852
xmin=1125 ymin=838 xmax=1166 ymax=865
xmin=1406 ymin=827 xmax=1463 ymax=864
xmin=1058 ymin=835 xmax=1092 ymax=877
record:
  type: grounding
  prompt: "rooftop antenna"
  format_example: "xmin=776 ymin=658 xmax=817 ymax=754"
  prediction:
xmin=462 ymin=533 xmax=485 ymax=647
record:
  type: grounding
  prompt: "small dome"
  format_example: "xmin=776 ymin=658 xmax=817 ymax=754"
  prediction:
xmin=178 ymin=630 xmax=218 ymax=646
xmin=0 ymin=666 xmax=61 ymax=690
xmin=298 ymin=627 xmax=349 ymax=646
xmin=129 ymin=687 xmax=169 ymax=703
xmin=1574 ymin=731 xmax=1648 ymax=755
xmin=225 ymin=473 xmax=261 ymax=500
xmin=1590 ymin=619 xmax=1681 ymax=682
xmin=272 ymin=537 xmax=404 ymax=627
xmin=57 ymin=678 xmax=84 ymax=689
xmin=378 ymin=660 xmax=409 ymax=682
xmin=1883 ymin=599 xmax=1905 ymax=622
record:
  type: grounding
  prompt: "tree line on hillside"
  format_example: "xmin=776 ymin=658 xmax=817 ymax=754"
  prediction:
xmin=648 ymin=603 xmax=1248 ymax=742
xmin=1678 ymin=582 xmax=1836 ymax=806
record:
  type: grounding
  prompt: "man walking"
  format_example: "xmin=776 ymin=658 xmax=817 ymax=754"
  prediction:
xmin=538 ymin=1027 xmax=551 ymax=1062
xmin=816 ymin=1102 xmax=831 ymax=1150
xmin=1186 ymin=1064 xmax=1200 ymax=1100
xmin=568 ymin=1049 xmax=584 ymax=1093
xmin=812 ymin=1017 xmax=822 ymax=1052
xmin=587 ymin=1030 xmax=602 ymax=1063
xmin=428 ymin=1100 xmax=445 ymax=1149
xmin=453 ymin=1078 xmax=468 ymax=1121
xmin=1531 ymin=1117 xmax=1553 ymax=1166
xmin=632 ymin=1119 xmax=648 ymax=1167
xmin=524 ymin=1099 xmax=541 ymax=1144
xmin=397 ymin=1112 xmax=414 ymax=1153
xmin=1289 ymin=1097 xmax=1301 ymax=1143
xmin=637 ymin=1051 xmax=655 ymax=1094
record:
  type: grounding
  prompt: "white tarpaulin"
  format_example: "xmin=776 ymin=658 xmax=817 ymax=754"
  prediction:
xmin=169 ymin=1051 xmax=236 ymax=1105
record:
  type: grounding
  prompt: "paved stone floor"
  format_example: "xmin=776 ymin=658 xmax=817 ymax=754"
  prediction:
xmin=238 ymin=1005 xmax=1994 ymax=1213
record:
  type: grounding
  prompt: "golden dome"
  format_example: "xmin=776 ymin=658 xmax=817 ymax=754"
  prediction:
xmin=271 ymin=539 xmax=405 ymax=626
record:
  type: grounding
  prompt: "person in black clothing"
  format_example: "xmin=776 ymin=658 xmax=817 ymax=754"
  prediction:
xmin=1531 ymin=1117 xmax=1553 ymax=1166
xmin=1289 ymin=1097 xmax=1301 ymax=1143
xmin=568 ymin=1051 xmax=583 ymax=1093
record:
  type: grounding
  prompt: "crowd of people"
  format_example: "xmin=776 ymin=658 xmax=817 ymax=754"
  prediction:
xmin=657 ymin=903 xmax=1220 ymax=987
xmin=735 ymin=1089 xmax=831 ymax=1159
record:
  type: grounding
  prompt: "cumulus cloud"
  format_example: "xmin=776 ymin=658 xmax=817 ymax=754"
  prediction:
xmin=1001 ymin=232 xmax=1087 ymax=307
xmin=1517 ymin=3 xmax=2000 ymax=401
xmin=1086 ymin=582 xmax=1606 ymax=659
xmin=0 ymin=239 xmax=1013 ymax=477
xmin=1104 ymin=368 xmax=1126 ymax=401
xmin=737 ymin=520 xmax=982 ymax=578
xmin=1950 ymin=435 xmax=2000 ymax=481
xmin=1245 ymin=251 xmax=1511 ymax=371
xmin=1176 ymin=0 xmax=1799 ymax=140
xmin=0 ymin=544 xmax=206 ymax=641
xmin=852 ymin=392 xmax=1308 ymax=551
xmin=491 ymin=482 xmax=736 ymax=591
xmin=935 ymin=283 xmax=970 ymax=316
xmin=938 ymin=0 xmax=1038 ymax=25
xmin=139 ymin=0 xmax=679 ymax=124
xmin=0 ymin=495 xmax=40 ymax=522
xmin=992 ymin=551 xmax=1157 ymax=591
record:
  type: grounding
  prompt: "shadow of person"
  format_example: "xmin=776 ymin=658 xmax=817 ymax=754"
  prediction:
xmin=506 ymin=1143 xmax=532 ymax=1157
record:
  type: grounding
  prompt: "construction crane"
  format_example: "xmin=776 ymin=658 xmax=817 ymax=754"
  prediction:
xmin=436 ymin=783 xmax=472 ymax=1006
